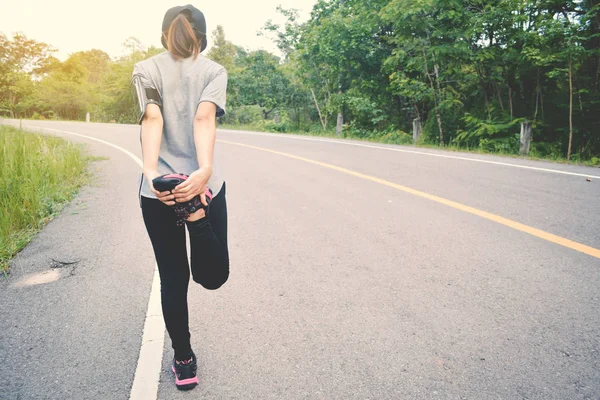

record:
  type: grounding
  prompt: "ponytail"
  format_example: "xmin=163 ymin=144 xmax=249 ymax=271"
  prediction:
xmin=166 ymin=14 xmax=200 ymax=60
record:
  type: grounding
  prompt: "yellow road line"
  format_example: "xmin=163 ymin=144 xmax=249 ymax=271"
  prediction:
xmin=219 ymin=139 xmax=600 ymax=260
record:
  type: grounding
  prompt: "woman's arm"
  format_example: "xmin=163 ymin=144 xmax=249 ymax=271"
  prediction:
xmin=142 ymin=104 xmax=176 ymax=205
xmin=141 ymin=103 xmax=164 ymax=178
xmin=173 ymin=67 xmax=226 ymax=205
xmin=193 ymin=101 xmax=217 ymax=174
xmin=172 ymin=101 xmax=217 ymax=205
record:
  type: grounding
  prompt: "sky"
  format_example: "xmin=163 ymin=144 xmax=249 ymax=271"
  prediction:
xmin=1 ymin=0 xmax=318 ymax=60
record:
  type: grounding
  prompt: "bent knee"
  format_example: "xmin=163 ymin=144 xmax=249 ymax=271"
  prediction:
xmin=193 ymin=270 xmax=229 ymax=290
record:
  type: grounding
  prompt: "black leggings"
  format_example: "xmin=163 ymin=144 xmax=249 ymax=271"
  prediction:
xmin=141 ymin=182 xmax=229 ymax=359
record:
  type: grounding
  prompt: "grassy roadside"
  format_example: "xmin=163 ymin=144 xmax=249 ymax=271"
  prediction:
xmin=0 ymin=126 xmax=93 ymax=274
xmin=219 ymin=123 xmax=600 ymax=167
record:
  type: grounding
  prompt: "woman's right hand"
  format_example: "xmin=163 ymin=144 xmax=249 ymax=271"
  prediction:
xmin=145 ymin=169 xmax=176 ymax=206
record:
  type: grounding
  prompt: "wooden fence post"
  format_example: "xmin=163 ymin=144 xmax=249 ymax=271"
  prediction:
xmin=520 ymin=120 xmax=532 ymax=155
xmin=336 ymin=113 xmax=343 ymax=136
xmin=412 ymin=118 xmax=422 ymax=144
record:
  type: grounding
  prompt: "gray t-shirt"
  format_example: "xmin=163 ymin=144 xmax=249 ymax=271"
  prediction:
xmin=132 ymin=51 xmax=227 ymax=200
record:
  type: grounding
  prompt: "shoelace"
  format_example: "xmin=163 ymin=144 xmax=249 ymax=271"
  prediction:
xmin=172 ymin=189 xmax=213 ymax=227
xmin=176 ymin=357 xmax=194 ymax=366
xmin=172 ymin=202 xmax=196 ymax=227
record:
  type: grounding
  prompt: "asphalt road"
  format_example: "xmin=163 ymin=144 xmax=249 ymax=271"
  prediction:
xmin=1 ymin=119 xmax=599 ymax=400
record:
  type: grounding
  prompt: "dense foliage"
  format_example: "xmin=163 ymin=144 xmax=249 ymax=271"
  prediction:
xmin=1 ymin=0 xmax=599 ymax=161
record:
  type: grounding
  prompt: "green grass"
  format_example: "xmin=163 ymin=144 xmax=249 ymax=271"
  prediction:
xmin=0 ymin=126 xmax=92 ymax=274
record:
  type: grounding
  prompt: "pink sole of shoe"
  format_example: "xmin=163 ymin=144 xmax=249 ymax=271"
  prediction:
xmin=171 ymin=365 xmax=199 ymax=390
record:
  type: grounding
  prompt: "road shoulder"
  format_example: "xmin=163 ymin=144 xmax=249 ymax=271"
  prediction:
xmin=0 ymin=141 xmax=156 ymax=400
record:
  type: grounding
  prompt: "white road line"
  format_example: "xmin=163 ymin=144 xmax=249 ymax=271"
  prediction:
xmin=5 ymin=123 xmax=165 ymax=400
xmin=220 ymin=129 xmax=600 ymax=180
xmin=129 ymin=268 xmax=164 ymax=400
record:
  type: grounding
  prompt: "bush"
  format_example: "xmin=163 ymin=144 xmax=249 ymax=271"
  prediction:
xmin=262 ymin=110 xmax=294 ymax=133
xmin=423 ymin=103 xmax=464 ymax=144
xmin=43 ymin=110 xmax=57 ymax=120
xmin=263 ymin=119 xmax=292 ymax=133
xmin=377 ymin=130 xmax=414 ymax=145
xmin=453 ymin=113 xmax=521 ymax=149
xmin=479 ymin=134 xmax=520 ymax=154
xmin=344 ymin=121 xmax=372 ymax=139
xmin=345 ymin=93 xmax=387 ymax=127
xmin=530 ymin=142 xmax=563 ymax=160
xmin=344 ymin=122 xmax=413 ymax=145
xmin=221 ymin=105 xmax=263 ymax=125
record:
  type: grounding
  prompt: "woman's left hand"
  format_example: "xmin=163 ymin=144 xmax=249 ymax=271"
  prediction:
xmin=172 ymin=168 xmax=212 ymax=205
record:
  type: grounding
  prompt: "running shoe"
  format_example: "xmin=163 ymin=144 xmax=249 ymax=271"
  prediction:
xmin=171 ymin=352 xmax=199 ymax=390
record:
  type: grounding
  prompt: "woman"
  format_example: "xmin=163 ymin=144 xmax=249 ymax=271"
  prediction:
xmin=131 ymin=5 xmax=229 ymax=391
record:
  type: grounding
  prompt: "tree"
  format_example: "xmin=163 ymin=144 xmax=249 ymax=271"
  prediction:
xmin=3 ymin=1 xmax=599 ymax=161
xmin=0 ymin=33 xmax=55 ymax=118
xmin=68 ymin=49 xmax=111 ymax=84
xmin=261 ymin=6 xmax=303 ymax=62
xmin=207 ymin=26 xmax=237 ymax=72
xmin=231 ymin=51 xmax=291 ymax=119
xmin=381 ymin=0 xmax=472 ymax=145
xmin=295 ymin=0 xmax=390 ymax=133
xmin=95 ymin=40 xmax=163 ymax=123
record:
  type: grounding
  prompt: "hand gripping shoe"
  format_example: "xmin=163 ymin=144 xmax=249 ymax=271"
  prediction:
xmin=152 ymin=173 xmax=213 ymax=226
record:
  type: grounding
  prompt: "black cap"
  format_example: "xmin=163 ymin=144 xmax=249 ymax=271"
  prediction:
xmin=161 ymin=5 xmax=207 ymax=52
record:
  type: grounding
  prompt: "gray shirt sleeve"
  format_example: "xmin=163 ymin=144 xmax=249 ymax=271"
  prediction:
xmin=198 ymin=68 xmax=228 ymax=117
xmin=132 ymin=63 xmax=162 ymax=124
